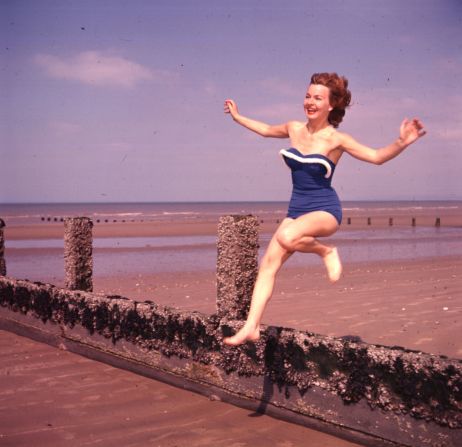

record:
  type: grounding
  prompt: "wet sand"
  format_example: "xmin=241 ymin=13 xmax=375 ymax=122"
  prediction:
xmin=0 ymin=330 xmax=359 ymax=447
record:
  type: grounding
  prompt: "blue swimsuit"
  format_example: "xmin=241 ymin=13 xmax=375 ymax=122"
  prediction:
xmin=280 ymin=148 xmax=342 ymax=225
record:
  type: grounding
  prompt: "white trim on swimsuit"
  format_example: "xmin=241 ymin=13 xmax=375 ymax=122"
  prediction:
xmin=279 ymin=149 xmax=332 ymax=179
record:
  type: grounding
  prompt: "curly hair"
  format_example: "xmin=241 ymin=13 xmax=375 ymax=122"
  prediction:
xmin=310 ymin=72 xmax=351 ymax=128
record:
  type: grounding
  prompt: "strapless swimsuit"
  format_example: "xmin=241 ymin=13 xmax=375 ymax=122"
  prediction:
xmin=280 ymin=148 xmax=342 ymax=225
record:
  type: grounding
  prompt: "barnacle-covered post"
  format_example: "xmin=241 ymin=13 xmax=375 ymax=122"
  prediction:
xmin=0 ymin=218 xmax=6 ymax=276
xmin=64 ymin=217 xmax=93 ymax=291
xmin=216 ymin=215 xmax=259 ymax=320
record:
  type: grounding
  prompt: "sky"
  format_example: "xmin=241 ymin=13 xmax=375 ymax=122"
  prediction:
xmin=1 ymin=0 xmax=461 ymax=203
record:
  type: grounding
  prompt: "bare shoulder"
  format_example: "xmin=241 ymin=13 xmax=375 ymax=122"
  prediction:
xmin=332 ymin=131 xmax=375 ymax=157
xmin=332 ymin=130 xmax=353 ymax=149
xmin=287 ymin=120 xmax=305 ymax=130
xmin=287 ymin=120 xmax=306 ymax=135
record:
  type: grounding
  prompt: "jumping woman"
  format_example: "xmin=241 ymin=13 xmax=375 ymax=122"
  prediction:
xmin=223 ymin=72 xmax=426 ymax=346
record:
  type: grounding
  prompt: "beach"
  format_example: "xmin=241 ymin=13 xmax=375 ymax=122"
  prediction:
xmin=3 ymin=201 xmax=461 ymax=358
xmin=0 ymin=329 xmax=362 ymax=447
xmin=1 ymin=201 xmax=461 ymax=445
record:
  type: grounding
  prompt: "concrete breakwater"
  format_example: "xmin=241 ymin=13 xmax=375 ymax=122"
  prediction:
xmin=0 ymin=216 xmax=461 ymax=447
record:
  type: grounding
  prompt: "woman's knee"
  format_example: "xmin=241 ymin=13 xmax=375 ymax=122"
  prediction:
xmin=276 ymin=227 xmax=314 ymax=251
xmin=276 ymin=226 xmax=316 ymax=253
xmin=276 ymin=227 xmax=295 ymax=251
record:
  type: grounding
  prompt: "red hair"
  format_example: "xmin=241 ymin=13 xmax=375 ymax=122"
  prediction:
xmin=310 ymin=73 xmax=351 ymax=128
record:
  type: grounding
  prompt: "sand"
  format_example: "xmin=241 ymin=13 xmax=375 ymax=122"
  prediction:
xmin=1 ymin=211 xmax=461 ymax=446
xmin=0 ymin=329 xmax=359 ymax=447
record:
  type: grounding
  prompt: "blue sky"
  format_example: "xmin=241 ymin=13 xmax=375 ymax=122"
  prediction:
xmin=1 ymin=0 xmax=461 ymax=203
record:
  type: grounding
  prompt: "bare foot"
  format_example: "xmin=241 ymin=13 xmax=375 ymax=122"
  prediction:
xmin=323 ymin=247 xmax=342 ymax=282
xmin=223 ymin=325 xmax=260 ymax=346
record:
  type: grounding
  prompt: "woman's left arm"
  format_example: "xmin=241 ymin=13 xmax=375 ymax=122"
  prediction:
xmin=340 ymin=118 xmax=426 ymax=165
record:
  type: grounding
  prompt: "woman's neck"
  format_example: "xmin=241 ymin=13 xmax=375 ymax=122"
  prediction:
xmin=306 ymin=119 xmax=331 ymax=134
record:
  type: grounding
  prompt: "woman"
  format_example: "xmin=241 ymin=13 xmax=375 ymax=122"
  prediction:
xmin=223 ymin=72 xmax=426 ymax=346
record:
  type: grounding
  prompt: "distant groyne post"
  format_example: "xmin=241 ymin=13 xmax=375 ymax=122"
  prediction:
xmin=216 ymin=215 xmax=259 ymax=320
xmin=64 ymin=217 xmax=93 ymax=292
xmin=0 ymin=218 xmax=6 ymax=276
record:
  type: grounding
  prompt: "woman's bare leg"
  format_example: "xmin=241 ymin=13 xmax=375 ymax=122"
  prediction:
xmin=223 ymin=212 xmax=341 ymax=346
xmin=223 ymin=221 xmax=293 ymax=346
xmin=276 ymin=211 xmax=342 ymax=282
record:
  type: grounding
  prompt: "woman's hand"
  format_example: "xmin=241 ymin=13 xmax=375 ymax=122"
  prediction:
xmin=399 ymin=118 xmax=426 ymax=147
xmin=224 ymin=99 xmax=239 ymax=120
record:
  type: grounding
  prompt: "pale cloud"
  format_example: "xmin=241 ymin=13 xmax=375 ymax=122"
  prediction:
xmin=251 ymin=102 xmax=301 ymax=120
xmin=204 ymin=81 xmax=217 ymax=95
xmin=345 ymin=86 xmax=426 ymax=136
xmin=434 ymin=56 xmax=462 ymax=78
xmin=259 ymin=77 xmax=300 ymax=98
xmin=35 ymin=51 xmax=161 ymax=88
xmin=106 ymin=142 xmax=133 ymax=152
xmin=436 ymin=128 xmax=462 ymax=141
xmin=432 ymin=95 xmax=462 ymax=142
xmin=49 ymin=120 xmax=82 ymax=137
xmin=347 ymin=87 xmax=462 ymax=148
xmin=352 ymin=87 xmax=420 ymax=112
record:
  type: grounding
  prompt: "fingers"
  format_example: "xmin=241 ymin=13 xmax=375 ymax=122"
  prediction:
xmin=399 ymin=117 xmax=409 ymax=133
xmin=224 ymin=99 xmax=232 ymax=113
xmin=409 ymin=117 xmax=424 ymax=129
xmin=412 ymin=118 xmax=426 ymax=137
xmin=399 ymin=118 xmax=408 ymax=137
xmin=400 ymin=117 xmax=426 ymax=135
xmin=413 ymin=118 xmax=425 ymax=130
xmin=224 ymin=99 xmax=237 ymax=115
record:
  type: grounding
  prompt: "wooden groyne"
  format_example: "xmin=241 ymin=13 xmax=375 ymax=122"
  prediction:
xmin=0 ymin=216 xmax=461 ymax=447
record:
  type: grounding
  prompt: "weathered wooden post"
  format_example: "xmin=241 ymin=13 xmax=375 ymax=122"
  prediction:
xmin=64 ymin=217 xmax=93 ymax=292
xmin=0 ymin=218 xmax=6 ymax=276
xmin=216 ymin=215 xmax=259 ymax=320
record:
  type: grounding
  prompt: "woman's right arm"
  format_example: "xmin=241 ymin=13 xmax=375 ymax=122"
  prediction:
xmin=224 ymin=99 xmax=289 ymax=138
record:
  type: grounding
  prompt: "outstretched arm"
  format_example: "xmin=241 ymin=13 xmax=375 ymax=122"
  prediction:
xmin=224 ymin=99 xmax=289 ymax=138
xmin=340 ymin=118 xmax=426 ymax=165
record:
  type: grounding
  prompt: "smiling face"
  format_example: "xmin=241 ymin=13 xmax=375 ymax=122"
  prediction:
xmin=304 ymin=84 xmax=333 ymax=122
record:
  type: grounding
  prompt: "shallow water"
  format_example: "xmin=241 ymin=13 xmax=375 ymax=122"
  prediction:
xmin=6 ymin=226 xmax=462 ymax=282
